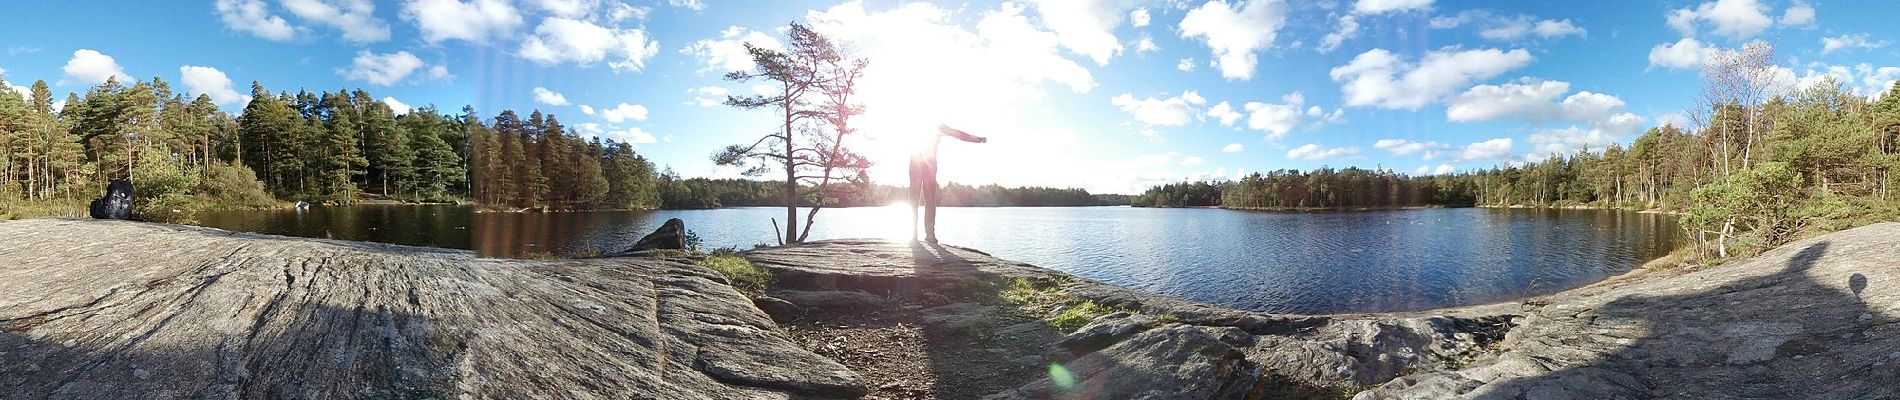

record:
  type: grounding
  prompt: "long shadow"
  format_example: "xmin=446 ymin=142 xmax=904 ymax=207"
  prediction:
xmin=1466 ymin=241 xmax=1898 ymax=398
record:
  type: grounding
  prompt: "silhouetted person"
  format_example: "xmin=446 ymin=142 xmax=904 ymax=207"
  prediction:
xmin=910 ymin=124 xmax=986 ymax=243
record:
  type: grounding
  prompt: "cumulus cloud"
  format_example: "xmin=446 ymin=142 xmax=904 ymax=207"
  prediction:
xmin=1286 ymin=144 xmax=1359 ymax=160
xmin=532 ymin=87 xmax=569 ymax=106
xmin=1786 ymin=62 xmax=1900 ymax=98
xmin=600 ymin=102 xmax=648 ymax=123
xmin=519 ymin=17 xmax=659 ymax=72
xmin=179 ymin=65 xmax=249 ymax=106
xmin=1030 ymin=0 xmax=1141 ymax=65
xmin=1242 ymin=96 xmax=1304 ymax=139
xmin=1222 ymin=143 xmax=1244 ymax=152
xmin=1134 ymin=36 xmax=1160 ymax=53
xmin=1446 ymin=78 xmax=1628 ymax=123
xmin=1206 ymin=101 xmax=1241 ymax=126
xmin=667 ymin=0 xmax=705 ymax=11
xmin=680 ymin=26 xmax=785 ymax=73
xmin=338 ymin=50 xmax=432 ymax=86
xmin=1179 ymin=0 xmax=1287 ymax=80
xmin=1373 ymin=139 xmax=1449 ymax=157
xmin=1317 ymin=15 xmax=1359 ymax=53
xmin=529 ymin=0 xmax=600 ymax=18
xmin=1526 ymin=114 xmax=1648 ymax=157
xmin=579 ymin=104 xmax=595 ymax=115
xmin=1821 ymin=34 xmax=1888 ymax=54
xmin=382 ymin=97 xmax=412 ymax=114
xmin=282 ymin=0 xmax=390 ymax=42
xmin=1130 ymin=7 xmax=1151 ymax=27
xmin=216 ymin=0 xmax=296 ymax=41
xmin=1330 ymin=47 xmax=1532 ymax=110
xmin=1177 ymin=58 xmax=1197 ymax=72
xmin=402 ymin=0 xmax=523 ymax=44
xmin=609 ymin=126 xmax=658 ymax=144
xmin=1459 ymin=138 xmax=1514 ymax=161
xmin=1779 ymin=1 xmax=1814 ymax=27
xmin=1353 ymin=0 xmax=1431 ymax=14
xmin=62 ymin=49 xmax=132 ymax=85
xmin=685 ymin=86 xmax=729 ymax=107
xmin=1111 ymin=91 xmax=1206 ymax=127
xmin=1479 ymin=17 xmax=1585 ymax=41
xmin=1667 ymin=0 xmax=1774 ymax=39
xmin=1647 ymin=37 xmax=1719 ymax=70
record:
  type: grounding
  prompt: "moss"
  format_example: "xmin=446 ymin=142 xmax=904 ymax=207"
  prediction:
xmin=698 ymin=254 xmax=770 ymax=295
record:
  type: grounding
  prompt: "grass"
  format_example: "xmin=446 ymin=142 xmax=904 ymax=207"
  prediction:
xmin=0 ymin=199 xmax=88 ymax=220
xmin=1047 ymin=300 xmax=1113 ymax=332
xmin=698 ymin=253 xmax=770 ymax=295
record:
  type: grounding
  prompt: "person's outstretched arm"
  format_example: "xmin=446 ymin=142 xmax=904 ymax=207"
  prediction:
xmin=938 ymin=125 xmax=987 ymax=143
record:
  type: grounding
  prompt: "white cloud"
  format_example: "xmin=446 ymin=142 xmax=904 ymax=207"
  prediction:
xmin=382 ymin=96 xmax=412 ymax=115
xmin=1526 ymin=114 xmax=1647 ymax=157
xmin=532 ymin=87 xmax=569 ymax=106
xmin=178 ymin=65 xmax=248 ymax=106
xmin=1446 ymin=78 xmax=1628 ymax=124
xmin=1779 ymin=1 xmax=1814 ymax=27
xmin=1130 ymin=7 xmax=1151 ymax=27
xmin=1647 ymin=37 xmax=1719 ymax=70
xmin=609 ymin=126 xmax=658 ymax=144
xmin=216 ymin=0 xmax=296 ymax=41
xmin=1206 ymin=101 xmax=1241 ymax=125
xmin=601 ymin=102 xmax=648 ymax=123
xmin=1134 ymin=36 xmax=1160 ymax=53
xmin=62 ymin=49 xmax=131 ymax=85
xmin=1179 ymin=0 xmax=1287 ymax=80
xmin=1480 ymin=17 xmax=1585 ymax=41
xmin=1821 ymin=34 xmax=1888 ymax=54
xmin=1373 ymin=139 xmax=1449 ymax=156
xmin=1111 ymin=91 xmax=1205 ymax=127
xmin=1029 ymin=0 xmax=1138 ymax=65
xmin=1459 ymin=138 xmax=1514 ymax=160
xmin=1331 ymin=47 xmax=1532 ymax=110
xmin=1177 ymin=58 xmax=1197 ymax=72
xmin=607 ymin=3 xmax=650 ymax=22
xmin=402 ymin=0 xmax=523 ymax=44
xmin=1179 ymin=156 xmax=1205 ymax=166
xmin=1318 ymin=14 xmax=1359 ymax=53
xmin=529 ymin=0 xmax=599 ymax=18
xmin=1222 ymin=143 xmax=1244 ymax=152
xmin=282 ymin=0 xmax=390 ymax=43
xmin=1353 ymin=0 xmax=1431 ymax=14
xmin=1286 ymin=144 xmax=1359 ymax=160
xmin=339 ymin=50 xmax=427 ymax=86
xmin=426 ymin=65 xmax=452 ymax=81
xmin=685 ymin=86 xmax=730 ymax=107
xmin=680 ymin=26 xmax=785 ymax=73
xmin=1787 ymin=62 xmax=1900 ymax=98
xmin=518 ymin=17 xmax=659 ymax=72
xmin=1667 ymin=0 xmax=1774 ymax=39
xmin=1243 ymin=100 xmax=1301 ymax=139
xmin=1432 ymin=164 xmax=1456 ymax=175
xmin=667 ymin=0 xmax=705 ymax=11
xmin=579 ymin=104 xmax=595 ymax=115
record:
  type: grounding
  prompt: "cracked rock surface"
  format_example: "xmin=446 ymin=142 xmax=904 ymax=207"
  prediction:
xmin=0 ymin=219 xmax=862 ymax=400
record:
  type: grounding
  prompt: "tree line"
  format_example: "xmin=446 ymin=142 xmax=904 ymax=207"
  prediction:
xmin=1138 ymin=75 xmax=1900 ymax=262
xmin=469 ymin=110 xmax=661 ymax=211
xmin=656 ymin=176 xmax=1126 ymax=209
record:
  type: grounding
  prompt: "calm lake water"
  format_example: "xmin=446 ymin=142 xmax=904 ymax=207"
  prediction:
xmin=197 ymin=205 xmax=1680 ymax=315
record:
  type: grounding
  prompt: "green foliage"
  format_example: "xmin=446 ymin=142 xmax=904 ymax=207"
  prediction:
xmin=130 ymin=147 xmax=201 ymax=223
xmin=198 ymin=162 xmax=277 ymax=209
xmin=698 ymin=254 xmax=770 ymax=295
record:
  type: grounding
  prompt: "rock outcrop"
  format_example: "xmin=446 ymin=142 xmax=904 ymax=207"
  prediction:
xmin=627 ymin=218 xmax=689 ymax=252
xmin=0 ymin=219 xmax=863 ymax=399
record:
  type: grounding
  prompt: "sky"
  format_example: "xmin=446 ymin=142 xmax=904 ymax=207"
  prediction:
xmin=2 ymin=0 xmax=1898 ymax=194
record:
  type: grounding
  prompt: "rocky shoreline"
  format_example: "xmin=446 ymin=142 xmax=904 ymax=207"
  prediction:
xmin=2 ymin=218 xmax=1895 ymax=399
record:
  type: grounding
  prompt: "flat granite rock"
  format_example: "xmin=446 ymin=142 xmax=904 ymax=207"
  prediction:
xmin=0 ymin=219 xmax=864 ymax=400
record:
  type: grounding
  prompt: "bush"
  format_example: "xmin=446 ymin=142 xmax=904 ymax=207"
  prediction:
xmin=130 ymin=151 xmax=201 ymax=223
xmin=197 ymin=162 xmax=277 ymax=209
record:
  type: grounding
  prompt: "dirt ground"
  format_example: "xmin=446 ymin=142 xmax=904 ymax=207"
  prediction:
xmin=780 ymin=305 xmax=1066 ymax=400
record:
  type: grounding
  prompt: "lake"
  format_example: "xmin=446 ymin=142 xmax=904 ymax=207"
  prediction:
xmin=196 ymin=205 xmax=1680 ymax=315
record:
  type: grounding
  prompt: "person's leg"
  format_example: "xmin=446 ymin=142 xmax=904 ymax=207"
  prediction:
xmin=908 ymin=163 xmax=923 ymax=241
xmin=923 ymin=170 xmax=940 ymax=243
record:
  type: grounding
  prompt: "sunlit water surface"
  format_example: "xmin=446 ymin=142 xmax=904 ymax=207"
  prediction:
xmin=198 ymin=205 xmax=1679 ymax=314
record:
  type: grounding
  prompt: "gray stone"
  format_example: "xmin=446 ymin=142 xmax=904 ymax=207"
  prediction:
xmin=773 ymin=290 xmax=887 ymax=310
xmin=627 ymin=217 xmax=688 ymax=252
xmin=0 ymin=219 xmax=863 ymax=399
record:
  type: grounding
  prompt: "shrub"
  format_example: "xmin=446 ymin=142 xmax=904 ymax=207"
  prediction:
xmin=198 ymin=162 xmax=276 ymax=209
xmin=130 ymin=151 xmax=202 ymax=223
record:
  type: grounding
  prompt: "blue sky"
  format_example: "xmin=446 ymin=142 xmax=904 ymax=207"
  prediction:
xmin=2 ymin=0 xmax=1897 ymax=194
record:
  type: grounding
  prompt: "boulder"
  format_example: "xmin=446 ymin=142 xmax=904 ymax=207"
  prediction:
xmin=87 ymin=178 xmax=135 ymax=220
xmin=628 ymin=218 xmax=688 ymax=252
